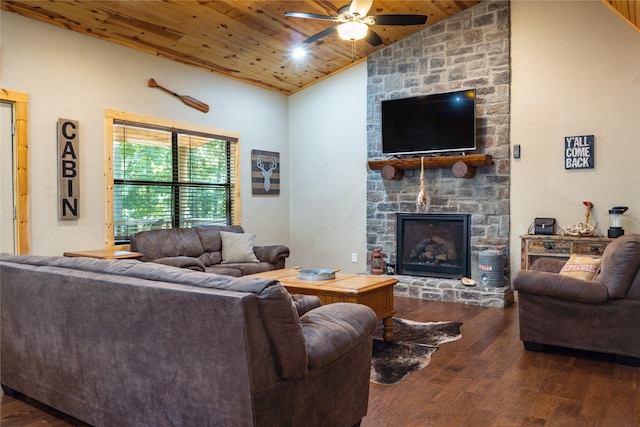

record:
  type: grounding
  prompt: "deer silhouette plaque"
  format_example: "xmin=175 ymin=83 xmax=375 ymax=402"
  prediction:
xmin=251 ymin=150 xmax=280 ymax=195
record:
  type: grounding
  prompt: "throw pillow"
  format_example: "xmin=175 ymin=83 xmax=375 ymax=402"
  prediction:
xmin=220 ymin=231 xmax=260 ymax=264
xmin=559 ymin=254 xmax=602 ymax=280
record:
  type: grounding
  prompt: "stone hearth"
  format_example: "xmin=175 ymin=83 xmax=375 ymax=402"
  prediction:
xmin=392 ymin=275 xmax=513 ymax=308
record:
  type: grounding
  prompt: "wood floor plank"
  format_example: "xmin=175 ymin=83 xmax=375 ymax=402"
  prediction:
xmin=2 ymin=297 xmax=639 ymax=427
xmin=364 ymin=298 xmax=640 ymax=427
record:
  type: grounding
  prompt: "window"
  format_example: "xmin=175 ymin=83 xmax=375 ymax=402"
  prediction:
xmin=105 ymin=112 xmax=239 ymax=244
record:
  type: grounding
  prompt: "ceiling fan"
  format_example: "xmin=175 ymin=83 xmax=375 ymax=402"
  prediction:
xmin=285 ymin=0 xmax=428 ymax=46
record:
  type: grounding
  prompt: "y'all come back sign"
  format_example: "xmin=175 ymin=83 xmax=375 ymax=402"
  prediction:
xmin=564 ymin=135 xmax=594 ymax=169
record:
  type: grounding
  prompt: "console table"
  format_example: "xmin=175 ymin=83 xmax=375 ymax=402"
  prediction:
xmin=520 ymin=234 xmax=614 ymax=270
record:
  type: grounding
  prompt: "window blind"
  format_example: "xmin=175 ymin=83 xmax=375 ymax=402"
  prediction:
xmin=112 ymin=120 xmax=236 ymax=241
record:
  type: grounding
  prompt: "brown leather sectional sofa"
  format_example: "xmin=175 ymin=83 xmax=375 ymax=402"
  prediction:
xmin=1 ymin=253 xmax=376 ymax=426
xmin=130 ymin=224 xmax=289 ymax=276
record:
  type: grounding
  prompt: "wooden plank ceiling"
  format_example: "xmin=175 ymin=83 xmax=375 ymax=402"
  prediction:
xmin=1 ymin=0 xmax=480 ymax=94
xmin=2 ymin=1 xmax=637 ymax=94
xmin=604 ymin=0 xmax=640 ymax=31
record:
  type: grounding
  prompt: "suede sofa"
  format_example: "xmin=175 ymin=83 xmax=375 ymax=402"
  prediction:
xmin=513 ymin=233 xmax=640 ymax=364
xmin=0 ymin=253 xmax=377 ymax=427
xmin=130 ymin=224 xmax=289 ymax=277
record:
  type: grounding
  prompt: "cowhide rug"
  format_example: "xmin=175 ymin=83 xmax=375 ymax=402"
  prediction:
xmin=370 ymin=318 xmax=463 ymax=385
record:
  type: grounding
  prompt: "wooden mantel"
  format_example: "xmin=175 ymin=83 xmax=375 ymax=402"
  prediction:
xmin=368 ymin=154 xmax=493 ymax=180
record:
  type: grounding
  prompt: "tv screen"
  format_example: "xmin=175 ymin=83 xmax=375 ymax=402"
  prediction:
xmin=381 ymin=89 xmax=476 ymax=155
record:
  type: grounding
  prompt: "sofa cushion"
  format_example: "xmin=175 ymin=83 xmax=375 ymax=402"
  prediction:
xmin=204 ymin=265 xmax=242 ymax=277
xmin=291 ymin=294 xmax=322 ymax=317
xmin=531 ymin=257 xmax=566 ymax=273
xmin=152 ymin=256 xmax=206 ymax=272
xmin=220 ymin=231 xmax=260 ymax=264
xmin=120 ymin=262 xmax=309 ymax=379
xmin=0 ymin=253 xmax=141 ymax=274
xmin=130 ymin=228 xmax=204 ymax=261
xmin=559 ymin=254 xmax=601 ymax=281
xmin=194 ymin=225 xmax=244 ymax=253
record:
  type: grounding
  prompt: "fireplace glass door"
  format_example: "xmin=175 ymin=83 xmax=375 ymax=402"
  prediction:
xmin=396 ymin=213 xmax=471 ymax=279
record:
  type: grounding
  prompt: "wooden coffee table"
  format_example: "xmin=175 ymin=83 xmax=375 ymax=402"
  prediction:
xmin=249 ymin=269 xmax=397 ymax=341
xmin=63 ymin=249 xmax=142 ymax=259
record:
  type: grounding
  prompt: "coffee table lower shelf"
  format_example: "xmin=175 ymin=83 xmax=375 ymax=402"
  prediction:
xmin=248 ymin=269 xmax=397 ymax=341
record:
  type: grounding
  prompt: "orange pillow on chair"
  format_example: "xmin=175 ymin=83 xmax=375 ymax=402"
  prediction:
xmin=559 ymin=254 xmax=602 ymax=280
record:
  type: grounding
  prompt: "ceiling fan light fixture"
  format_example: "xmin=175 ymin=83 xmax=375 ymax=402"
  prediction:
xmin=292 ymin=46 xmax=306 ymax=59
xmin=337 ymin=21 xmax=368 ymax=41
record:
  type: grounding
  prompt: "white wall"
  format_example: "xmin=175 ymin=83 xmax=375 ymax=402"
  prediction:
xmin=288 ymin=62 xmax=368 ymax=273
xmin=1 ymin=12 xmax=289 ymax=254
xmin=510 ymin=1 xmax=640 ymax=274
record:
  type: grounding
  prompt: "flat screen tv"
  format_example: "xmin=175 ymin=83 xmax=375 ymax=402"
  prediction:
xmin=381 ymin=89 xmax=476 ymax=155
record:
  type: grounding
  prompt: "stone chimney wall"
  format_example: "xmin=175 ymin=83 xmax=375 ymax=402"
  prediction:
xmin=366 ymin=1 xmax=512 ymax=305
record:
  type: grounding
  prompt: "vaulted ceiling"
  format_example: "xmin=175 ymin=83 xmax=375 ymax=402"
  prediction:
xmin=1 ymin=0 xmax=480 ymax=94
xmin=2 ymin=1 xmax=638 ymax=95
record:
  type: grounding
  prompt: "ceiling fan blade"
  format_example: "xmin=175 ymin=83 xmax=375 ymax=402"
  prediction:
xmin=364 ymin=29 xmax=383 ymax=46
xmin=285 ymin=11 xmax=337 ymax=22
xmin=349 ymin=0 xmax=373 ymax=17
xmin=303 ymin=26 xmax=338 ymax=44
xmin=372 ymin=15 xmax=428 ymax=26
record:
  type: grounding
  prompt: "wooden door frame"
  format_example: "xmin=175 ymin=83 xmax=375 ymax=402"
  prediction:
xmin=1 ymin=89 xmax=29 ymax=254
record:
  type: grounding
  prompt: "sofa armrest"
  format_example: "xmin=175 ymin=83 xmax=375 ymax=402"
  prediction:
xmin=253 ymin=245 xmax=290 ymax=268
xmin=151 ymin=256 xmax=206 ymax=272
xmin=300 ymin=303 xmax=377 ymax=370
xmin=513 ymin=270 xmax=608 ymax=303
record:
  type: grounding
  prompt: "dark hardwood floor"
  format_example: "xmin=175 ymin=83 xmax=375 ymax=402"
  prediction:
xmin=2 ymin=297 xmax=638 ymax=426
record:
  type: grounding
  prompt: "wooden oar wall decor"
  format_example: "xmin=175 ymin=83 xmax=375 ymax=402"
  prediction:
xmin=148 ymin=78 xmax=209 ymax=113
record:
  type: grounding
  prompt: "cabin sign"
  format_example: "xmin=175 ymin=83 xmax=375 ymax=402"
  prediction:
xmin=58 ymin=118 xmax=80 ymax=219
xmin=564 ymin=135 xmax=594 ymax=170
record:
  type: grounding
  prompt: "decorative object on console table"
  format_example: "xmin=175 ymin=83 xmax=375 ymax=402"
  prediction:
xmin=534 ymin=217 xmax=556 ymax=235
xmin=560 ymin=201 xmax=596 ymax=236
xmin=608 ymin=206 xmax=628 ymax=238
xmin=370 ymin=248 xmax=385 ymax=275
xmin=520 ymin=234 xmax=613 ymax=270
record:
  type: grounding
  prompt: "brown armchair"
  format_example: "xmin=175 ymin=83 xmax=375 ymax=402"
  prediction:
xmin=513 ymin=234 xmax=640 ymax=365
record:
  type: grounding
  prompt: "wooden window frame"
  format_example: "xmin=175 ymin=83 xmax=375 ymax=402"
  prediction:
xmin=104 ymin=110 xmax=241 ymax=248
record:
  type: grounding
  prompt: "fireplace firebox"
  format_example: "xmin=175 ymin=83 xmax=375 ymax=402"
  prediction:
xmin=396 ymin=213 xmax=471 ymax=279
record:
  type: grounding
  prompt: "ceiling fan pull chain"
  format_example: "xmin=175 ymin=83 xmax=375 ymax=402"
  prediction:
xmin=351 ymin=40 xmax=356 ymax=62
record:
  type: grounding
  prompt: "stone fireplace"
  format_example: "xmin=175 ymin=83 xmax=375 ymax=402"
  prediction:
xmin=366 ymin=1 xmax=513 ymax=307
xmin=396 ymin=213 xmax=470 ymax=279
